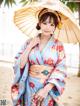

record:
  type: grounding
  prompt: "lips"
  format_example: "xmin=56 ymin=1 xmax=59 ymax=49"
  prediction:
xmin=44 ymin=31 xmax=50 ymax=33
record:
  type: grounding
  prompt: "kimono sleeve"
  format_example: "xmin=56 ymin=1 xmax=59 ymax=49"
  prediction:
xmin=47 ymin=42 xmax=67 ymax=101
xmin=11 ymin=39 xmax=31 ymax=106
xmin=13 ymin=39 xmax=31 ymax=84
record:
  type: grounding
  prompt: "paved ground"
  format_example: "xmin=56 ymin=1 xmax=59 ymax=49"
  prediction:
xmin=0 ymin=62 xmax=80 ymax=106
xmin=60 ymin=76 xmax=80 ymax=106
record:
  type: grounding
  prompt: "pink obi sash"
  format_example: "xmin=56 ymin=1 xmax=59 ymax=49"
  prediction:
xmin=29 ymin=65 xmax=53 ymax=83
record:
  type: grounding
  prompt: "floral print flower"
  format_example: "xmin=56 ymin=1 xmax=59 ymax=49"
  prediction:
xmin=44 ymin=58 xmax=54 ymax=65
xmin=56 ymin=45 xmax=63 ymax=52
xmin=29 ymin=82 xmax=35 ymax=88
xmin=48 ymin=99 xmax=54 ymax=106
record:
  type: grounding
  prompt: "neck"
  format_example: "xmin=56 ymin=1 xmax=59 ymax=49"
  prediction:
xmin=40 ymin=33 xmax=52 ymax=41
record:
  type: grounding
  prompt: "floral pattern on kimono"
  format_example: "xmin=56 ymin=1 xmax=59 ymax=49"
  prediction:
xmin=11 ymin=35 xmax=67 ymax=106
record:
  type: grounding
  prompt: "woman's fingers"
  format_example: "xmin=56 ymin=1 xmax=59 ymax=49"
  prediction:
xmin=37 ymin=95 xmax=44 ymax=101
xmin=31 ymin=94 xmax=45 ymax=106
xmin=30 ymin=37 xmax=40 ymax=48
xmin=37 ymin=96 xmax=44 ymax=106
xmin=34 ymin=94 xmax=44 ymax=102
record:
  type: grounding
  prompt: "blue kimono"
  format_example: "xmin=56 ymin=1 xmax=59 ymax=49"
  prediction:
xmin=11 ymin=35 xmax=66 ymax=106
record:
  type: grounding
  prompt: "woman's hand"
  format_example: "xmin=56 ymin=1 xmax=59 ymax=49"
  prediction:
xmin=32 ymin=88 xmax=48 ymax=105
xmin=32 ymin=83 xmax=54 ymax=105
xmin=20 ymin=37 xmax=40 ymax=69
xmin=35 ymin=88 xmax=48 ymax=100
xmin=29 ymin=37 xmax=40 ymax=49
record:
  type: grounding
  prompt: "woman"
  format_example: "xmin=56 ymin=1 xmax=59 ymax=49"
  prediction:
xmin=11 ymin=8 xmax=66 ymax=106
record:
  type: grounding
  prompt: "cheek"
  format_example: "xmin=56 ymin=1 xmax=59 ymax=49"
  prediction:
xmin=50 ymin=26 xmax=55 ymax=31
xmin=40 ymin=24 xmax=46 ymax=30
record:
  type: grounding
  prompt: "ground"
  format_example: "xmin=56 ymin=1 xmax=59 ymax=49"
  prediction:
xmin=0 ymin=62 xmax=80 ymax=106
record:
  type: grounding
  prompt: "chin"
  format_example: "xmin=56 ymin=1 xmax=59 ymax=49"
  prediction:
xmin=43 ymin=32 xmax=51 ymax=36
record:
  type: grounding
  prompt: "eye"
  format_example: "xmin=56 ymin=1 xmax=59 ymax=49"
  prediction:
xmin=43 ymin=22 xmax=47 ymax=25
xmin=51 ymin=24 xmax=55 ymax=26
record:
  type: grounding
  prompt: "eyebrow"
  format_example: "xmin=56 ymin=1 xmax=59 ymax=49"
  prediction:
xmin=43 ymin=20 xmax=54 ymax=24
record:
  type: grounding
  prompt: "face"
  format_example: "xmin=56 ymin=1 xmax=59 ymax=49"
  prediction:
xmin=39 ymin=17 xmax=55 ymax=36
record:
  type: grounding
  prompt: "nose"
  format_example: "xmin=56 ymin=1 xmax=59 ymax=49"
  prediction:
xmin=46 ymin=24 xmax=51 ymax=29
